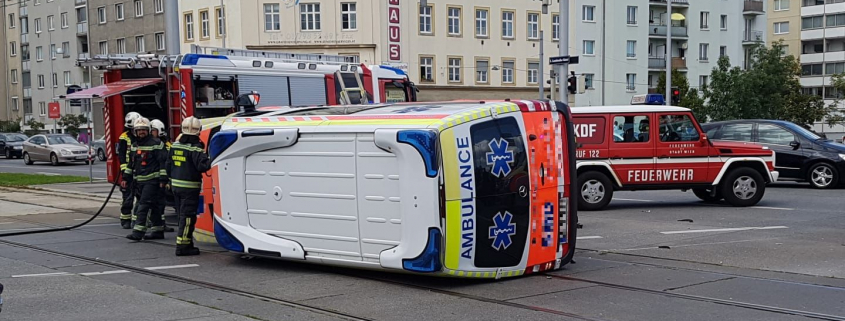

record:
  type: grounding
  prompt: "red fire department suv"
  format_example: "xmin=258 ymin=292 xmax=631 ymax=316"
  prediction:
xmin=571 ymin=106 xmax=779 ymax=211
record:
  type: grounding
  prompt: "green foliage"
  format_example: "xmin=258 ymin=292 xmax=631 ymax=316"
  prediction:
xmin=0 ymin=118 xmax=22 ymax=133
xmin=24 ymin=119 xmax=45 ymax=136
xmin=57 ymin=114 xmax=89 ymax=137
xmin=656 ymin=68 xmax=707 ymax=119
xmin=823 ymin=73 xmax=845 ymax=126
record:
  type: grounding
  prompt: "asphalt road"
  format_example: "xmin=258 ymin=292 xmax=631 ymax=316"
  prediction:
xmin=0 ymin=156 xmax=107 ymax=179
xmin=0 ymin=183 xmax=843 ymax=321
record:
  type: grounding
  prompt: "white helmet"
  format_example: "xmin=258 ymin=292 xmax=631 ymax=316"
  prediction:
xmin=125 ymin=112 xmax=141 ymax=129
xmin=181 ymin=116 xmax=202 ymax=136
xmin=150 ymin=119 xmax=165 ymax=136
xmin=133 ymin=117 xmax=151 ymax=134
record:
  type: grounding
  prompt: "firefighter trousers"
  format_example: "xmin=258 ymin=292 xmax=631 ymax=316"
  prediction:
xmin=151 ymin=186 xmax=167 ymax=227
xmin=119 ymin=177 xmax=134 ymax=221
xmin=173 ymin=187 xmax=200 ymax=246
xmin=132 ymin=182 xmax=164 ymax=234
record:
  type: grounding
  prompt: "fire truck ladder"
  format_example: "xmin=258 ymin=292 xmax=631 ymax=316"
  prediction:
xmin=159 ymin=55 xmax=184 ymax=133
xmin=191 ymin=45 xmax=360 ymax=64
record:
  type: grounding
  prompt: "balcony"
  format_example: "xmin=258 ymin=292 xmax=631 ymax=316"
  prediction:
xmin=649 ymin=0 xmax=689 ymax=7
xmin=648 ymin=57 xmax=687 ymax=70
xmin=649 ymin=24 xmax=688 ymax=38
xmin=20 ymin=34 xmax=28 ymax=44
xmin=78 ymin=52 xmax=90 ymax=59
xmin=74 ymin=0 xmax=86 ymax=5
xmin=23 ymin=88 xmax=32 ymax=98
xmin=77 ymin=23 xmax=87 ymax=36
xmin=22 ymin=61 xmax=31 ymax=72
xmin=19 ymin=6 xmax=27 ymax=17
xmin=743 ymin=0 xmax=764 ymax=15
xmin=743 ymin=30 xmax=764 ymax=45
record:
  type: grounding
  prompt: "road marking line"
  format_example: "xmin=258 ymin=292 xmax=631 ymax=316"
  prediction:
xmin=611 ymin=239 xmax=760 ymax=252
xmin=0 ymin=222 xmax=14 ymax=225
xmin=660 ymin=226 xmax=788 ymax=235
xmin=12 ymin=272 xmax=72 ymax=278
xmin=145 ymin=264 xmax=200 ymax=271
xmin=35 ymin=172 xmax=62 ymax=176
xmin=73 ymin=218 xmax=114 ymax=221
xmin=577 ymin=236 xmax=604 ymax=240
xmin=613 ymin=198 xmax=655 ymax=202
xmin=1 ymin=223 xmax=120 ymax=233
xmin=79 ymin=270 xmax=130 ymax=276
xmin=750 ymin=206 xmax=794 ymax=211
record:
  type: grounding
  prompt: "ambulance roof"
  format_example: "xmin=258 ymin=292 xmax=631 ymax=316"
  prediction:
xmin=570 ymin=105 xmax=690 ymax=114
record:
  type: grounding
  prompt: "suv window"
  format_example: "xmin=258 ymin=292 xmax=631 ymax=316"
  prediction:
xmin=613 ymin=115 xmax=650 ymax=143
xmin=659 ymin=114 xmax=699 ymax=142
xmin=718 ymin=123 xmax=753 ymax=142
xmin=757 ymin=124 xmax=795 ymax=145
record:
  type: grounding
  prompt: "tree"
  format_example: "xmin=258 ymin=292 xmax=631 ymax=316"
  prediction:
xmin=821 ymin=73 xmax=845 ymax=127
xmin=0 ymin=118 xmax=22 ymax=133
xmin=24 ymin=119 xmax=45 ymax=136
xmin=57 ymin=114 xmax=89 ymax=137
xmin=656 ymin=68 xmax=707 ymax=119
xmin=702 ymin=56 xmax=747 ymax=121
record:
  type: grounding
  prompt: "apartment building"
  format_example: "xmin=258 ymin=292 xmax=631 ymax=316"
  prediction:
xmin=3 ymin=0 xmax=24 ymax=122
xmin=768 ymin=0 xmax=800 ymax=57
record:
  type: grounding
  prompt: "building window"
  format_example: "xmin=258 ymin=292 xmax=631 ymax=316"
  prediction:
xmin=781 ymin=45 xmax=789 ymax=56
xmin=50 ymin=44 xmax=56 ymax=59
xmin=200 ymin=10 xmax=210 ymax=39
xmin=720 ymin=45 xmax=727 ymax=57
xmin=583 ymin=40 xmax=595 ymax=55
xmin=700 ymin=12 xmax=709 ymax=29
xmin=99 ymin=41 xmax=108 ymax=55
xmin=20 ymin=44 xmax=28 ymax=61
xmin=527 ymin=62 xmax=539 ymax=84
xmin=135 ymin=36 xmax=145 ymax=52
xmin=827 ymin=14 xmax=845 ymax=27
xmin=264 ymin=4 xmax=280 ymax=31
xmin=699 ymin=43 xmax=709 ymax=61
xmin=527 ymin=13 xmax=539 ymax=40
xmin=448 ymin=57 xmax=462 ymax=82
xmin=475 ymin=9 xmax=488 ymax=37
xmin=97 ymin=7 xmax=106 ymax=24
xmin=552 ymin=14 xmax=560 ymax=40
xmin=11 ymin=69 xmax=18 ymax=84
xmin=419 ymin=5 xmax=432 ymax=34
xmin=64 ymin=71 xmax=71 ymax=86
xmin=134 ymin=0 xmax=143 ymax=17
xmin=115 ymin=3 xmax=124 ymax=21
xmin=155 ymin=32 xmax=165 ymax=50
xmin=184 ymin=13 xmax=194 ymax=40
xmin=11 ymin=98 xmax=18 ymax=111
xmin=802 ymin=16 xmax=823 ymax=30
xmin=216 ymin=7 xmax=226 ymax=36
xmin=38 ymin=75 xmax=45 ymax=89
xmin=627 ymin=40 xmax=636 ymax=58
xmin=8 ymin=13 xmax=14 ymax=29
xmin=155 ymin=0 xmax=163 ymax=13
xmin=419 ymin=56 xmax=434 ymax=83
xmin=583 ymin=5 xmax=595 ymax=22
xmin=802 ymin=63 xmax=823 ymax=75
xmin=476 ymin=59 xmax=489 ymax=83
xmin=720 ymin=15 xmax=727 ymax=29
xmin=52 ymin=73 xmax=58 ymax=88
xmin=21 ymin=17 xmax=28 ymax=34
xmin=76 ymin=7 xmax=87 ymax=23
xmin=9 ymin=41 xmax=16 ymax=56
xmin=448 ymin=7 xmax=461 ymax=36
xmin=341 ymin=3 xmax=356 ymax=30
xmin=61 ymin=42 xmax=70 ymax=58
xmin=627 ymin=6 xmax=637 ymax=25
xmin=774 ymin=22 xmax=789 ymax=34
xmin=774 ymin=0 xmax=790 ymax=11
xmin=39 ymin=102 xmax=46 ymax=115
xmin=502 ymin=10 xmax=514 ymax=39
xmin=116 ymin=38 xmax=126 ymax=54
xmin=35 ymin=46 xmax=43 ymax=61
xmin=34 ymin=18 xmax=41 ymax=33
xmin=300 ymin=3 xmax=321 ymax=31
xmin=502 ymin=60 xmax=514 ymax=84
xmin=61 ymin=13 xmax=68 ymax=28
xmin=699 ymin=75 xmax=709 ymax=88
xmin=826 ymin=62 xmax=845 ymax=75
xmin=626 ymin=74 xmax=636 ymax=91
xmin=584 ymin=73 xmax=594 ymax=89
xmin=47 ymin=15 xmax=54 ymax=30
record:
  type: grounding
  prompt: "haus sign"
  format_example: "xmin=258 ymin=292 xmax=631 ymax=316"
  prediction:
xmin=387 ymin=0 xmax=401 ymax=61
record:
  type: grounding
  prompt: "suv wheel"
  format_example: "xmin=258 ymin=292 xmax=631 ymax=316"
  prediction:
xmin=23 ymin=152 xmax=33 ymax=165
xmin=97 ymin=148 xmax=106 ymax=161
xmin=808 ymin=163 xmax=839 ymax=189
xmin=50 ymin=153 xmax=60 ymax=166
xmin=721 ymin=167 xmax=765 ymax=207
xmin=578 ymin=171 xmax=614 ymax=211
xmin=692 ymin=188 xmax=722 ymax=203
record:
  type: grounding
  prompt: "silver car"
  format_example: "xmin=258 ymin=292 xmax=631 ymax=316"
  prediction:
xmin=23 ymin=134 xmax=94 ymax=166
xmin=92 ymin=136 xmax=107 ymax=161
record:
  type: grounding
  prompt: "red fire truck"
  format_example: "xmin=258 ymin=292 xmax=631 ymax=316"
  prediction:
xmin=66 ymin=46 xmax=418 ymax=183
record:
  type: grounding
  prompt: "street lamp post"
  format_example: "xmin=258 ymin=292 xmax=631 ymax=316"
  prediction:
xmin=666 ymin=0 xmax=672 ymax=106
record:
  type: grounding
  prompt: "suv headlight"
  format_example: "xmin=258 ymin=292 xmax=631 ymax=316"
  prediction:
xmin=60 ymin=149 xmax=71 ymax=156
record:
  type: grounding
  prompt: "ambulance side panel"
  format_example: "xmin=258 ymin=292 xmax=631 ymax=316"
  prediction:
xmin=354 ymin=133 xmax=403 ymax=264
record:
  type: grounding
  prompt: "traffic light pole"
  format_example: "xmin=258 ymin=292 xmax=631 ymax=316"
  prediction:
xmin=665 ymin=0 xmax=672 ymax=106
xmin=559 ymin=0 xmax=569 ymax=105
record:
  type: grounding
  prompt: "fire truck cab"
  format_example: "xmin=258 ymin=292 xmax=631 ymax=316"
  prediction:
xmin=571 ymin=106 xmax=779 ymax=211
xmin=67 ymin=46 xmax=417 ymax=184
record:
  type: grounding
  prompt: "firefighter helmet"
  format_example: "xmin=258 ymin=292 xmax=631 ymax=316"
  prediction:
xmin=133 ymin=117 xmax=151 ymax=134
xmin=124 ymin=112 xmax=141 ymax=129
xmin=150 ymin=119 xmax=165 ymax=136
xmin=181 ymin=116 xmax=202 ymax=136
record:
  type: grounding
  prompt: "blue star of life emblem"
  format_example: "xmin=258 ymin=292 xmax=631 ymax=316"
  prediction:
xmin=486 ymin=138 xmax=515 ymax=177
xmin=489 ymin=211 xmax=517 ymax=251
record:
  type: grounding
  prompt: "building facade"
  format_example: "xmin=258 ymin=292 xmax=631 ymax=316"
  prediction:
xmin=3 ymin=0 xmax=24 ymax=122
xmin=768 ymin=0 xmax=800 ymax=57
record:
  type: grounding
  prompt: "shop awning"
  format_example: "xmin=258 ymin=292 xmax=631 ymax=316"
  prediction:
xmin=62 ymin=78 xmax=163 ymax=99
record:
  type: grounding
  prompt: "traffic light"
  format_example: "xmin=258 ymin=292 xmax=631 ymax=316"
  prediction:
xmin=671 ymin=87 xmax=681 ymax=105
xmin=567 ymin=75 xmax=577 ymax=94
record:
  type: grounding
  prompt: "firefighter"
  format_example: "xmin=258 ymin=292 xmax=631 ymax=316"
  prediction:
xmin=149 ymin=119 xmax=175 ymax=233
xmin=118 ymin=112 xmax=141 ymax=229
xmin=123 ymin=117 xmax=168 ymax=241
xmin=167 ymin=116 xmax=211 ymax=256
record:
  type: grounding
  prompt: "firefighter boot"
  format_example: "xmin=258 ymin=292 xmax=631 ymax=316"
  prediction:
xmin=175 ymin=244 xmax=200 ymax=256
xmin=145 ymin=231 xmax=165 ymax=240
xmin=126 ymin=231 xmax=145 ymax=241
xmin=120 ymin=219 xmax=132 ymax=229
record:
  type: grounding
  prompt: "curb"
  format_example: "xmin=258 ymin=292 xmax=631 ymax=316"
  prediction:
xmin=0 ymin=185 xmax=122 ymax=204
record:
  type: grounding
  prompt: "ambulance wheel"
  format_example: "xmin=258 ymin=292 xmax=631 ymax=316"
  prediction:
xmin=721 ymin=167 xmax=765 ymax=207
xmin=578 ymin=171 xmax=613 ymax=211
xmin=692 ymin=188 xmax=722 ymax=203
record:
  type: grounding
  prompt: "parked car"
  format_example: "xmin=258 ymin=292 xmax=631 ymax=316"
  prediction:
xmin=701 ymin=120 xmax=845 ymax=189
xmin=92 ymin=136 xmax=106 ymax=161
xmin=23 ymin=134 xmax=94 ymax=166
xmin=0 ymin=133 xmax=28 ymax=159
